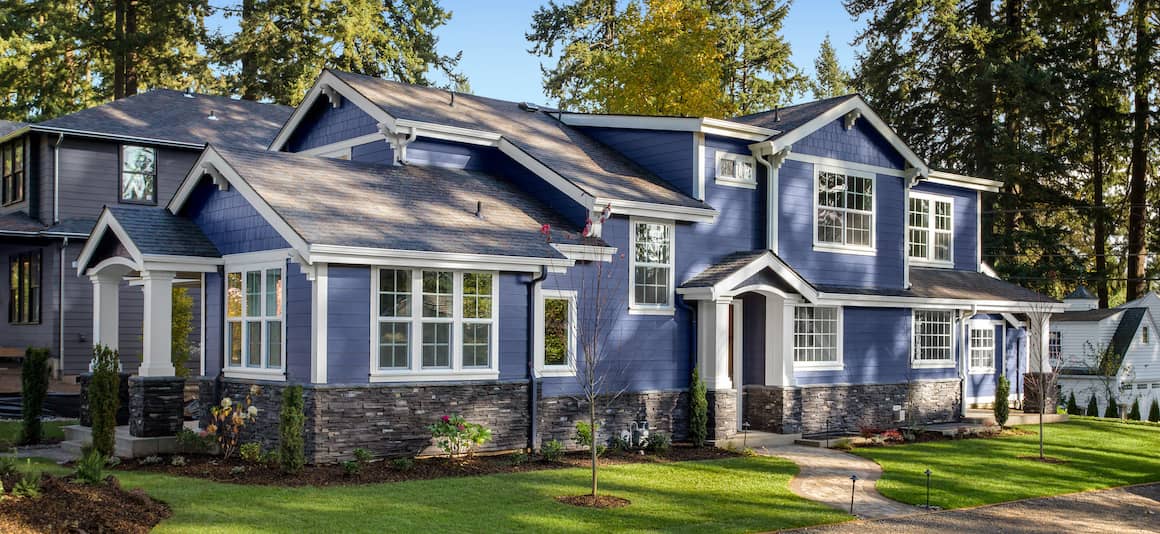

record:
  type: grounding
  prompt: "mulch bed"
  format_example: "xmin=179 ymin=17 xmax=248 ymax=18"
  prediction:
xmin=556 ymin=494 xmax=632 ymax=508
xmin=113 ymin=444 xmax=737 ymax=487
xmin=0 ymin=473 xmax=171 ymax=534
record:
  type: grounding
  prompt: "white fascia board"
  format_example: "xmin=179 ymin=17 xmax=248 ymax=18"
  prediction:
xmin=268 ymin=70 xmax=397 ymax=151
xmin=75 ymin=209 xmax=145 ymax=276
xmin=140 ymin=259 xmax=222 ymax=273
xmin=595 ymin=197 xmax=717 ymax=224
xmin=813 ymin=291 xmax=1066 ymax=313
xmin=306 ymin=244 xmax=572 ymax=272
xmin=926 ymin=170 xmax=1003 ymax=193
xmin=29 ymin=125 xmax=205 ymax=150
xmin=393 ymin=119 xmax=502 ymax=146
xmin=676 ymin=251 xmax=817 ymax=302
xmin=556 ymin=113 xmax=778 ymax=142
xmin=295 ymin=133 xmax=383 ymax=156
xmin=552 ymin=243 xmax=616 ymax=262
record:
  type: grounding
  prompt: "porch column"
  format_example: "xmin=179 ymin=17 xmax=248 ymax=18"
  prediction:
xmin=139 ymin=271 xmax=176 ymax=377
xmin=697 ymin=297 xmax=734 ymax=390
xmin=90 ymin=272 xmax=121 ymax=351
xmin=1031 ymin=314 xmax=1052 ymax=373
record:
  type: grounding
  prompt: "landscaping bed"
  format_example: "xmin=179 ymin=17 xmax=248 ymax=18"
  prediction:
xmin=0 ymin=472 xmax=170 ymax=534
xmin=114 ymin=443 xmax=738 ymax=487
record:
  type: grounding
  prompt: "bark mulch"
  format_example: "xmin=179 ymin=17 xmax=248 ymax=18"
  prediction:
xmin=0 ymin=473 xmax=170 ymax=534
xmin=114 ymin=444 xmax=738 ymax=487
xmin=556 ymin=494 xmax=632 ymax=508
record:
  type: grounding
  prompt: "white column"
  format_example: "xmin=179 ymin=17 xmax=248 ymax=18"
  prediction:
xmin=764 ymin=296 xmax=793 ymax=387
xmin=90 ymin=273 xmax=121 ymax=351
xmin=310 ymin=263 xmax=329 ymax=384
xmin=1033 ymin=315 xmax=1052 ymax=373
xmin=697 ymin=297 xmax=734 ymax=390
xmin=139 ymin=271 xmax=176 ymax=377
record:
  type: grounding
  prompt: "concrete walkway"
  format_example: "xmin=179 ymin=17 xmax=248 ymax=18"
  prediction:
xmin=0 ymin=443 xmax=74 ymax=463
xmin=762 ymin=445 xmax=924 ymax=520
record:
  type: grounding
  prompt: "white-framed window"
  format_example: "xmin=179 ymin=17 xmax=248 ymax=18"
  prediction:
xmin=715 ymin=151 xmax=756 ymax=187
xmin=912 ymin=310 xmax=954 ymax=367
xmin=1049 ymin=331 xmax=1062 ymax=360
xmin=371 ymin=268 xmax=498 ymax=381
xmin=629 ymin=218 xmax=675 ymax=314
xmin=908 ymin=192 xmax=954 ymax=265
xmin=793 ymin=305 xmax=842 ymax=368
xmin=535 ymin=289 xmax=577 ymax=377
xmin=225 ymin=262 xmax=285 ymax=375
xmin=815 ymin=166 xmax=875 ymax=252
xmin=120 ymin=145 xmax=157 ymax=204
xmin=1143 ymin=326 xmax=1150 ymax=344
xmin=969 ymin=325 xmax=996 ymax=372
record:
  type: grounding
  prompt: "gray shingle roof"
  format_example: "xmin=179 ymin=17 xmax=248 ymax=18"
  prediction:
xmin=681 ymin=250 xmax=776 ymax=288
xmin=329 ymin=70 xmax=708 ymax=211
xmin=106 ymin=206 xmax=219 ymax=257
xmin=1054 ymin=308 xmax=1123 ymax=322
xmin=731 ymin=94 xmax=859 ymax=138
xmin=36 ymin=90 xmax=291 ymax=149
xmin=0 ymin=212 xmax=46 ymax=234
xmin=0 ymin=120 xmax=27 ymax=138
xmin=211 ymin=146 xmax=600 ymax=260
xmin=1064 ymin=286 xmax=1097 ymax=300
xmin=1108 ymin=308 xmax=1147 ymax=361
xmin=904 ymin=268 xmax=1058 ymax=303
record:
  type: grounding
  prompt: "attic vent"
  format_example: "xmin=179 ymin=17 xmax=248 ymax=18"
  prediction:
xmin=183 ymin=89 xmax=195 ymax=99
xmin=207 ymin=110 xmax=218 ymax=121
xmin=519 ymin=102 xmax=540 ymax=112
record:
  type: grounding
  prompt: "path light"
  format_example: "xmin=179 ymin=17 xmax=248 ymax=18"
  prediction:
xmin=925 ymin=469 xmax=932 ymax=510
xmin=742 ymin=419 xmax=751 ymax=448
xmin=849 ymin=474 xmax=858 ymax=515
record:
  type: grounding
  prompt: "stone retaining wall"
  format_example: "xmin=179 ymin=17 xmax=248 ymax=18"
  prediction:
xmin=537 ymin=389 xmax=689 ymax=448
xmin=744 ymin=380 xmax=961 ymax=435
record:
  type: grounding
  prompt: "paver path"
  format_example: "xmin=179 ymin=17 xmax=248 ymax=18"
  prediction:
xmin=763 ymin=445 xmax=923 ymax=520
xmin=787 ymin=482 xmax=1160 ymax=533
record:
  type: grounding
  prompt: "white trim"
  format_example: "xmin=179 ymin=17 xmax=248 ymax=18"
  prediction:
xmin=222 ymin=260 xmax=288 ymax=376
xmin=675 ymin=250 xmax=818 ymax=303
xmin=976 ymin=190 xmax=984 ymax=272
xmin=295 ymin=133 xmax=382 ymax=157
xmin=223 ymin=368 xmax=287 ymax=381
xmin=222 ymin=249 xmax=294 ymax=265
xmin=813 ymin=292 xmax=1065 ymax=313
xmin=628 ymin=217 xmax=676 ymax=315
xmin=86 ymin=256 xmax=141 ymax=277
xmin=534 ymin=288 xmax=578 ymax=378
xmin=907 ymin=191 xmax=955 ymax=267
xmin=694 ymin=132 xmax=706 ymax=200
xmin=812 ymin=163 xmax=877 ymax=254
xmin=783 ymin=152 xmax=906 ymax=178
xmin=595 ymin=197 xmax=717 ymax=224
xmin=496 ymin=138 xmax=592 ymax=207
xmin=30 ymin=125 xmax=204 ymax=150
xmin=551 ymin=244 xmax=616 ymax=262
xmin=308 ymin=244 xmax=570 ymax=272
xmin=199 ymin=272 xmax=207 ymax=376
xmin=269 ymin=71 xmax=396 ymax=151
xmin=310 ymin=263 xmax=329 ymax=384
xmin=369 ymin=371 xmax=500 ymax=383
xmin=76 ymin=209 xmax=145 ymax=275
xmin=790 ymin=304 xmax=844 ymax=371
xmin=927 ymin=170 xmax=1002 ymax=193
xmin=911 ymin=309 xmax=956 ymax=369
xmin=714 ymin=151 xmax=758 ymax=188
xmin=967 ymin=320 xmax=1000 ymax=374
xmin=556 ymin=113 xmax=779 ymax=142
xmin=393 ymin=119 xmax=502 ymax=146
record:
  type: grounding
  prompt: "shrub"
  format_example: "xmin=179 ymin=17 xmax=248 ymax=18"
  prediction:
xmin=1128 ymin=399 xmax=1142 ymax=421
xmin=573 ymin=421 xmax=606 ymax=457
xmin=262 ymin=450 xmax=281 ymax=467
xmin=428 ymin=414 xmax=492 ymax=458
xmin=645 ymin=431 xmax=671 ymax=453
xmin=831 ymin=438 xmax=853 ymax=450
xmin=880 ymin=429 xmax=904 ymax=443
xmin=229 ymin=466 xmax=246 ymax=476
xmin=140 ymin=455 xmax=163 ymax=466
xmin=540 ymin=439 xmax=565 ymax=462
xmin=175 ymin=427 xmax=212 ymax=454
xmin=239 ymin=442 xmax=263 ymax=464
xmin=104 ymin=455 xmax=121 ymax=468
xmin=352 ymin=448 xmax=373 ymax=464
xmin=280 ymin=385 xmax=305 ymax=474
xmin=1149 ymin=399 xmax=1160 ymax=423
xmin=170 ymin=455 xmax=187 ymax=467
xmin=89 ymin=344 xmax=121 ymax=457
xmin=0 ymin=454 xmax=18 ymax=477
xmin=1104 ymin=396 xmax=1119 ymax=418
xmin=1066 ymin=392 xmax=1080 ymax=415
xmin=610 ymin=433 xmax=633 ymax=452
xmin=13 ymin=475 xmax=40 ymax=498
xmin=689 ymin=367 xmax=708 ymax=447
xmin=73 ymin=447 xmax=106 ymax=485
xmin=994 ymin=375 xmax=1010 ymax=427
xmin=171 ymin=287 xmax=194 ymax=377
xmin=20 ymin=347 xmax=51 ymax=445
xmin=342 ymin=460 xmax=360 ymax=476
xmin=390 ymin=458 xmax=414 ymax=471
xmin=1086 ymin=395 xmax=1100 ymax=417
xmin=509 ymin=451 xmax=529 ymax=466
xmin=208 ymin=385 xmax=260 ymax=459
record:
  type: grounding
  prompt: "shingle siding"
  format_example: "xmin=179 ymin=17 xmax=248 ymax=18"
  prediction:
xmin=326 ymin=265 xmax=371 ymax=384
xmin=183 ymin=179 xmax=289 ymax=255
xmin=580 ymin=128 xmax=696 ymax=197
xmin=792 ymin=118 xmax=906 ymax=170
xmin=286 ymin=98 xmax=378 ymax=153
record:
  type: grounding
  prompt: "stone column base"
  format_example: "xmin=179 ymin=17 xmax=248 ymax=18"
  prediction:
xmin=78 ymin=372 xmax=132 ymax=427
xmin=706 ymin=389 xmax=737 ymax=441
xmin=129 ymin=376 xmax=185 ymax=437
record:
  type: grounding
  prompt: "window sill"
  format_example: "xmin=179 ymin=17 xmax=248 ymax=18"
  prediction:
xmin=369 ymin=370 xmax=500 ymax=383
xmin=8 ymin=322 xmax=41 ymax=326
xmin=969 ymin=367 xmax=996 ymax=375
xmin=794 ymin=363 xmax=844 ymax=372
xmin=118 ymin=199 xmax=158 ymax=206
xmin=715 ymin=178 xmax=757 ymax=189
xmin=628 ymin=305 xmax=675 ymax=316
xmin=537 ymin=367 xmax=576 ymax=378
xmin=813 ymin=244 xmax=877 ymax=256
xmin=911 ymin=360 xmax=955 ymax=369
xmin=911 ymin=259 xmax=955 ymax=268
xmin=224 ymin=368 xmax=286 ymax=381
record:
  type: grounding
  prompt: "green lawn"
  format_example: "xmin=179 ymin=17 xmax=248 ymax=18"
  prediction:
xmin=21 ymin=456 xmax=849 ymax=533
xmin=0 ymin=419 xmax=75 ymax=449
xmin=852 ymin=419 xmax=1160 ymax=509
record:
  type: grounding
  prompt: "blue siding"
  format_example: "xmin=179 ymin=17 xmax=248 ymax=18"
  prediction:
xmin=327 ymin=266 xmax=371 ymax=384
xmin=793 ymin=118 xmax=906 ymax=170
xmin=580 ymin=128 xmax=696 ymax=196
xmin=286 ymin=262 xmax=312 ymax=382
xmin=484 ymin=153 xmax=589 ymax=228
xmin=204 ymin=272 xmax=222 ymax=377
xmin=183 ymin=179 xmax=289 ymax=254
xmin=778 ymin=159 xmax=906 ymax=289
xmin=498 ymin=273 xmax=530 ymax=381
xmin=911 ymin=181 xmax=979 ymax=271
xmin=286 ymin=98 xmax=378 ymax=152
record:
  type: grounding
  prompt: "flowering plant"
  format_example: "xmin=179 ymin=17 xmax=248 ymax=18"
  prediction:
xmin=207 ymin=385 xmax=261 ymax=459
xmin=427 ymin=414 xmax=492 ymax=459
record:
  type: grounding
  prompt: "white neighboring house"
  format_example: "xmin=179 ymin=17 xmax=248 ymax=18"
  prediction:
xmin=1052 ymin=288 xmax=1160 ymax=415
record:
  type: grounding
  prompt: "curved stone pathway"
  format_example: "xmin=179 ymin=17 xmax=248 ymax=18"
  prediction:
xmin=762 ymin=445 xmax=923 ymax=520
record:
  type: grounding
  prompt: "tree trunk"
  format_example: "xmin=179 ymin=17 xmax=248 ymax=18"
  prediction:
xmin=589 ymin=400 xmax=597 ymax=497
xmin=1126 ymin=0 xmax=1150 ymax=301
xmin=124 ymin=0 xmax=138 ymax=97
xmin=239 ymin=0 xmax=260 ymax=101
xmin=972 ymin=1 xmax=997 ymax=264
xmin=1090 ymin=35 xmax=1109 ymax=308
xmin=113 ymin=0 xmax=126 ymax=99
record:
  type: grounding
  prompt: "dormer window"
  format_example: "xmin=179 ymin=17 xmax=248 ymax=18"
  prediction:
xmin=715 ymin=152 xmax=756 ymax=187
xmin=908 ymin=192 xmax=953 ymax=265
xmin=120 ymin=145 xmax=157 ymax=204
xmin=2 ymin=139 xmax=25 ymax=206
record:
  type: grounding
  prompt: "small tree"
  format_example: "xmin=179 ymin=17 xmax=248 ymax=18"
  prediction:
xmin=993 ymin=375 xmax=1010 ymax=427
xmin=1066 ymin=392 xmax=1080 ymax=415
xmin=1086 ymin=395 xmax=1100 ymax=417
xmin=171 ymin=287 xmax=194 ymax=377
xmin=1127 ymin=398 xmax=1141 ymax=421
xmin=1148 ymin=399 xmax=1160 ymax=422
xmin=1104 ymin=395 xmax=1119 ymax=418
xmin=20 ymin=347 xmax=51 ymax=444
xmin=689 ymin=368 xmax=708 ymax=447
xmin=1025 ymin=308 xmax=1062 ymax=459
xmin=90 ymin=345 xmax=121 ymax=457
xmin=280 ymin=385 xmax=305 ymax=473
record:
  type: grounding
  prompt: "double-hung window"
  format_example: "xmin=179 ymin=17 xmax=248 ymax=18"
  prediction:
xmin=816 ymin=168 xmax=874 ymax=250
xmin=1048 ymin=332 xmax=1062 ymax=360
xmin=793 ymin=306 xmax=841 ymax=368
xmin=120 ymin=145 xmax=157 ymax=204
xmin=2 ymin=139 xmax=25 ymax=206
xmin=8 ymin=251 xmax=40 ymax=325
xmin=225 ymin=264 xmax=284 ymax=373
xmin=537 ymin=289 xmax=577 ymax=376
xmin=969 ymin=325 xmax=996 ymax=372
xmin=372 ymin=269 xmax=498 ymax=380
xmin=913 ymin=310 xmax=954 ymax=367
xmin=631 ymin=220 xmax=674 ymax=312
xmin=908 ymin=193 xmax=953 ymax=264
xmin=715 ymin=152 xmax=756 ymax=187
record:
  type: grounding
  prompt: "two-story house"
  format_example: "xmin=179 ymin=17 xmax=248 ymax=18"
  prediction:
xmin=0 ymin=91 xmax=290 ymax=377
xmin=74 ymin=69 xmax=1061 ymax=462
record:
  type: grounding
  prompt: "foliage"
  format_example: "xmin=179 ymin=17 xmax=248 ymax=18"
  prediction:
xmin=20 ymin=347 xmax=51 ymax=445
xmin=0 ymin=454 xmax=17 ymax=477
xmin=207 ymin=385 xmax=260 ymax=459
xmin=610 ymin=434 xmax=633 ymax=452
xmin=352 ymin=448 xmax=373 ymax=464
xmin=994 ymin=375 xmax=1010 ymax=427
xmin=229 ymin=466 xmax=247 ymax=476
xmin=261 ymin=450 xmax=281 ymax=467
xmin=171 ymin=287 xmax=194 ymax=378
xmin=1150 ymin=399 xmax=1160 ymax=423
xmin=12 ymin=474 xmax=40 ymax=498
xmin=810 ymin=34 xmax=850 ymax=98
xmin=1128 ymin=398 xmax=1142 ymax=421
xmin=831 ymin=438 xmax=853 ymax=451
xmin=1105 ymin=396 xmax=1120 ymax=418
xmin=171 ymin=455 xmax=187 ymax=467
xmin=509 ymin=451 xmax=530 ymax=466
xmin=1066 ymin=392 xmax=1080 ymax=415
xmin=175 ymin=427 xmax=213 ymax=454
xmin=74 ymin=446 xmax=106 ymax=485
xmin=1086 ymin=395 xmax=1100 ymax=417
xmin=644 ymin=431 xmax=671 ymax=453
xmin=140 ymin=455 xmax=163 ymax=466
xmin=689 ymin=367 xmax=708 ymax=448
xmin=390 ymin=458 xmax=414 ymax=471
xmin=89 ymin=344 xmax=121 ymax=457
xmin=540 ymin=439 xmax=565 ymax=462
xmin=428 ymin=414 xmax=492 ymax=458
xmin=573 ymin=420 xmax=606 ymax=457
xmin=239 ymin=442 xmax=263 ymax=464
xmin=280 ymin=385 xmax=306 ymax=474
xmin=342 ymin=460 xmax=360 ymax=476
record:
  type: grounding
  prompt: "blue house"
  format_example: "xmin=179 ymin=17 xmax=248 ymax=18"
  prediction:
xmin=74 ymin=69 xmax=1061 ymax=462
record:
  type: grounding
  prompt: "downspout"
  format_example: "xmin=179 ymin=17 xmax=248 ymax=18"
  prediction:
xmin=526 ymin=266 xmax=548 ymax=451
xmin=753 ymin=144 xmax=777 ymax=252
xmin=57 ymin=237 xmax=68 ymax=378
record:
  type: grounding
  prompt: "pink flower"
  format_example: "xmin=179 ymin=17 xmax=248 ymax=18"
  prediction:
xmin=457 ymin=424 xmax=466 ymax=431
xmin=441 ymin=415 xmax=450 ymax=423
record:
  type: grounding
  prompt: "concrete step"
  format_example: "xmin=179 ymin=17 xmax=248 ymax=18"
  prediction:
xmin=964 ymin=410 xmax=1069 ymax=426
xmin=59 ymin=440 xmax=84 ymax=459
xmin=61 ymin=425 xmax=180 ymax=458
xmin=716 ymin=431 xmax=802 ymax=450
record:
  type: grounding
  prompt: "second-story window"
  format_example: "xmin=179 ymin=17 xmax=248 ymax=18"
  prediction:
xmin=716 ymin=152 xmax=756 ymax=186
xmin=2 ymin=139 xmax=25 ymax=206
xmin=8 ymin=251 xmax=40 ymax=325
xmin=909 ymin=193 xmax=953 ymax=264
xmin=631 ymin=219 xmax=674 ymax=312
xmin=816 ymin=168 xmax=874 ymax=250
xmin=121 ymin=145 xmax=157 ymax=204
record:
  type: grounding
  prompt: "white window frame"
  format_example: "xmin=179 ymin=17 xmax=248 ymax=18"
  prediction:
xmin=908 ymin=191 xmax=954 ymax=267
xmin=534 ymin=288 xmax=578 ymax=377
xmin=223 ymin=259 xmax=287 ymax=381
xmin=714 ymin=151 xmax=757 ymax=188
xmin=628 ymin=217 xmax=676 ymax=315
xmin=911 ymin=309 xmax=955 ymax=368
xmin=1143 ymin=325 xmax=1150 ymax=344
xmin=813 ymin=165 xmax=877 ymax=255
xmin=791 ymin=305 xmax=843 ymax=370
xmin=1049 ymin=331 xmax=1062 ymax=360
xmin=369 ymin=268 xmax=499 ymax=382
xmin=968 ymin=322 xmax=996 ymax=373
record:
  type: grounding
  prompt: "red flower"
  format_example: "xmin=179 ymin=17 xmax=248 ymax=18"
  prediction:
xmin=441 ymin=415 xmax=450 ymax=423
xmin=457 ymin=424 xmax=466 ymax=431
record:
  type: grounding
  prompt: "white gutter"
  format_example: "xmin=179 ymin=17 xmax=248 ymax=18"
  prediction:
xmin=31 ymin=125 xmax=205 ymax=150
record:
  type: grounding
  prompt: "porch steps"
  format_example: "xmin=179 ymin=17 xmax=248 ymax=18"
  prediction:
xmin=61 ymin=422 xmax=197 ymax=459
xmin=715 ymin=431 xmax=801 ymax=450
xmin=964 ymin=409 xmax=1069 ymax=426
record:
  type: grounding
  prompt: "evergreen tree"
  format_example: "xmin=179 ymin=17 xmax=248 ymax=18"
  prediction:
xmin=710 ymin=0 xmax=805 ymax=114
xmin=689 ymin=368 xmax=708 ymax=447
xmin=1127 ymin=398 xmax=1142 ymax=420
xmin=1149 ymin=399 xmax=1160 ymax=422
xmin=994 ymin=375 xmax=1010 ymax=426
xmin=1066 ymin=391 xmax=1080 ymax=415
xmin=1086 ymin=394 xmax=1100 ymax=416
xmin=810 ymin=34 xmax=850 ymax=98
xmin=1124 ymin=0 xmax=1157 ymax=301
xmin=1104 ymin=395 xmax=1119 ymax=418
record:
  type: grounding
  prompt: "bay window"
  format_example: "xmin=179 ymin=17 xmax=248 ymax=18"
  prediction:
xmin=908 ymin=193 xmax=953 ymax=264
xmin=225 ymin=263 xmax=284 ymax=372
xmin=816 ymin=168 xmax=874 ymax=250
xmin=913 ymin=310 xmax=954 ymax=367
xmin=631 ymin=219 xmax=674 ymax=312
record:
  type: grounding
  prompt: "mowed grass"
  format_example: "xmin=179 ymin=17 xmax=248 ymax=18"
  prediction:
xmin=0 ymin=419 xmax=75 ymax=449
xmin=20 ymin=456 xmax=849 ymax=533
xmin=852 ymin=419 xmax=1160 ymax=509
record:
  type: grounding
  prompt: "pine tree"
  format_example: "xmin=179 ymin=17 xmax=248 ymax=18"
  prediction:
xmin=1124 ymin=0 xmax=1157 ymax=301
xmin=1086 ymin=395 xmax=1100 ymax=416
xmin=1066 ymin=392 xmax=1080 ymax=415
xmin=810 ymin=34 xmax=850 ymax=99
xmin=1148 ymin=399 xmax=1160 ymax=422
xmin=710 ymin=0 xmax=805 ymax=115
xmin=1104 ymin=395 xmax=1119 ymax=418
xmin=994 ymin=375 xmax=1010 ymax=426
xmin=1127 ymin=398 xmax=1142 ymax=420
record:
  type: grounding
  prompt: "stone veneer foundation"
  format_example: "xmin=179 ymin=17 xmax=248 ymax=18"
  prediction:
xmin=706 ymin=389 xmax=737 ymax=440
xmin=743 ymin=379 xmax=961 ymax=435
